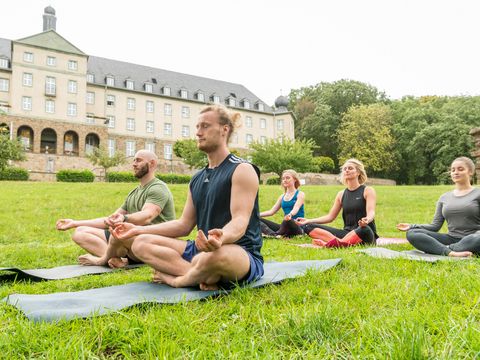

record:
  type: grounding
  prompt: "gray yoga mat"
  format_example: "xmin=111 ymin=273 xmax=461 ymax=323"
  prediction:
xmin=0 ymin=264 xmax=143 ymax=281
xmin=3 ymin=259 xmax=341 ymax=323
xmin=358 ymin=247 xmax=472 ymax=262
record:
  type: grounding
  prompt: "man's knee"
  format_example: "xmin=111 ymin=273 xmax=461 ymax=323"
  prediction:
xmin=131 ymin=235 xmax=150 ymax=257
xmin=72 ymin=226 xmax=90 ymax=244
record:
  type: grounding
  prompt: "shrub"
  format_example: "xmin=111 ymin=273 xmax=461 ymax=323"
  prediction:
xmin=0 ymin=167 xmax=29 ymax=181
xmin=266 ymin=176 xmax=280 ymax=185
xmin=56 ymin=169 xmax=94 ymax=182
xmin=156 ymin=173 xmax=191 ymax=184
xmin=310 ymin=156 xmax=335 ymax=173
xmin=106 ymin=171 xmax=136 ymax=182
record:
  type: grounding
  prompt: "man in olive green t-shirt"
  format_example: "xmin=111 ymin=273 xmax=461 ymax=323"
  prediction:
xmin=56 ymin=150 xmax=175 ymax=267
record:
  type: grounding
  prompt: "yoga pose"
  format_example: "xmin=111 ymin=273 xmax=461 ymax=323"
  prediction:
xmin=56 ymin=150 xmax=175 ymax=267
xmin=107 ymin=105 xmax=263 ymax=289
xmin=397 ymin=157 xmax=480 ymax=257
xmin=296 ymin=158 xmax=378 ymax=247
xmin=260 ymin=169 xmax=305 ymax=238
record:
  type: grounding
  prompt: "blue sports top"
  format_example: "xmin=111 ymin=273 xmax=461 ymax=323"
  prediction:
xmin=281 ymin=189 xmax=305 ymax=219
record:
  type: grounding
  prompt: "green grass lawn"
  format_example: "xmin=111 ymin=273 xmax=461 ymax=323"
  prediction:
xmin=1 ymin=183 xmax=479 ymax=359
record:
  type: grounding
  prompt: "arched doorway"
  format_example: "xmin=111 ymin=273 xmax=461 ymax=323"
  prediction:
xmin=40 ymin=128 xmax=57 ymax=154
xmin=64 ymin=130 xmax=79 ymax=156
xmin=0 ymin=122 xmax=9 ymax=136
xmin=85 ymin=133 xmax=100 ymax=154
xmin=17 ymin=126 xmax=34 ymax=151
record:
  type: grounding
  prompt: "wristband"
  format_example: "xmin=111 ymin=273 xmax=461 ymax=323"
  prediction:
xmin=123 ymin=214 xmax=129 ymax=223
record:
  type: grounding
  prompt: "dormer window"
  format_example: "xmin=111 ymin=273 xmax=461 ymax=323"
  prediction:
xmin=0 ymin=58 xmax=8 ymax=69
xmin=144 ymin=83 xmax=153 ymax=93
xmin=211 ymin=94 xmax=220 ymax=104
xmin=226 ymin=96 xmax=236 ymax=107
xmin=126 ymin=79 xmax=134 ymax=90
xmin=162 ymin=86 xmax=171 ymax=96
xmin=180 ymin=89 xmax=188 ymax=99
xmin=255 ymin=102 xmax=265 ymax=111
xmin=106 ymin=76 xmax=115 ymax=87
xmin=241 ymin=99 xmax=250 ymax=109
xmin=196 ymin=91 xmax=205 ymax=102
xmin=86 ymin=73 xmax=95 ymax=83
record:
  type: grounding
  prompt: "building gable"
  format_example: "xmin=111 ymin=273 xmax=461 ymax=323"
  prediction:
xmin=15 ymin=30 xmax=86 ymax=57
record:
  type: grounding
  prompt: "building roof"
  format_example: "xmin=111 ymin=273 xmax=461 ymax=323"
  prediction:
xmin=15 ymin=30 xmax=86 ymax=56
xmin=0 ymin=38 xmax=11 ymax=63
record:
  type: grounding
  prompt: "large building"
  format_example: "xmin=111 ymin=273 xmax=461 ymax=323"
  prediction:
xmin=0 ymin=7 xmax=294 ymax=180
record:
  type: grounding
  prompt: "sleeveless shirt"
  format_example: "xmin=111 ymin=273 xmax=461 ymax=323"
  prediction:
xmin=281 ymin=190 xmax=305 ymax=219
xmin=341 ymin=185 xmax=378 ymax=237
xmin=189 ymin=153 xmax=263 ymax=261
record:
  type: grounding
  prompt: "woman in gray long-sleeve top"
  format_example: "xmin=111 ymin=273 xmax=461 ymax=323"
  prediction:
xmin=397 ymin=157 xmax=480 ymax=257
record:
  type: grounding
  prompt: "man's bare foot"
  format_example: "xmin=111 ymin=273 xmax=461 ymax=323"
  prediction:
xmin=200 ymin=282 xmax=219 ymax=291
xmin=78 ymin=254 xmax=106 ymax=266
xmin=152 ymin=270 xmax=177 ymax=287
xmin=108 ymin=257 xmax=129 ymax=269
xmin=448 ymin=251 xmax=473 ymax=258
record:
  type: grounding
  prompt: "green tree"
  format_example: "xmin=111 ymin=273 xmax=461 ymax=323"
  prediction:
xmin=173 ymin=139 xmax=207 ymax=169
xmin=250 ymin=137 xmax=314 ymax=177
xmin=337 ymin=104 xmax=396 ymax=175
xmin=86 ymin=147 xmax=126 ymax=181
xmin=0 ymin=132 xmax=26 ymax=171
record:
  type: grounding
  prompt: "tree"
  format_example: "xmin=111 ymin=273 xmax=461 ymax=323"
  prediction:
xmin=86 ymin=147 xmax=126 ymax=180
xmin=173 ymin=139 xmax=207 ymax=169
xmin=250 ymin=137 xmax=314 ymax=177
xmin=337 ymin=104 xmax=396 ymax=175
xmin=0 ymin=132 xmax=26 ymax=171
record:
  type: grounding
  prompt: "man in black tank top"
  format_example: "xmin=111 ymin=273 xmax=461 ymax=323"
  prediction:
xmin=110 ymin=105 xmax=264 ymax=290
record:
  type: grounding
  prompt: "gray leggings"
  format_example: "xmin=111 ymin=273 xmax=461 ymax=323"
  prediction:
xmin=406 ymin=228 xmax=480 ymax=256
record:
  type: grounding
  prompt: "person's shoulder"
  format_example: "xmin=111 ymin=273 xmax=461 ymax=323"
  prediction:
xmin=363 ymin=185 xmax=376 ymax=194
xmin=229 ymin=154 xmax=260 ymax=178
xmin=439 ymin=190 xmax=454 ymax=201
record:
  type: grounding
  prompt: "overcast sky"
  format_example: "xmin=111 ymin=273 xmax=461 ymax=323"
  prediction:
xmin=2 ymin=0 xmax=480 ymax=105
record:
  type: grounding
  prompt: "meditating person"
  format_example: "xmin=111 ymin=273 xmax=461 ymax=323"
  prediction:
xmin=106 ymin=104 xmax=264 ymax=290
xmin=259 ymin=169 xmax=305 ymax=238
xmin=56 ymin=149 xmax=175 ymax=267
xmin=397 ymin=157 xmax=480 ymax=257
xmin=295 ymin=158 xmax=378 ymax=247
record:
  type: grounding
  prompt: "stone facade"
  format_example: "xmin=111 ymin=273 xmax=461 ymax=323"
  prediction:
xmin=470 ymin=127 xmax=480 ymax=183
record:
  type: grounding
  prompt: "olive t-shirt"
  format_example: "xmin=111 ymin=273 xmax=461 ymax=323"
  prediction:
xmin=121 ymin=178 xmax=175 ymax=224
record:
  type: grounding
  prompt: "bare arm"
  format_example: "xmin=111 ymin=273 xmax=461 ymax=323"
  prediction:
xmin=296 ymin=191 xmax=343 ymax=225
xmin=56 ymin=207 xmax=126 ymax=230
xmin=359 ymin=187 xmax=376 ymax=226
xmin=122 ymin=203 xmax=161 ymax=225
xmin=284 ymin=191 xmax=305 ymax=221
xmin=260 ymin=195 xmax=283 ymax=217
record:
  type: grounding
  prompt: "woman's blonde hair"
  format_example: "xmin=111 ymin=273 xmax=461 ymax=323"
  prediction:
xmin=340 ymin=158 xmax=368 ymax=185
xmin=451 ymin=157 xmax=475 ymax=175
xmin=200 ymin=104 xmax=241 ymax=142
xmin=282 ymin=169 xmax=301 ymax=191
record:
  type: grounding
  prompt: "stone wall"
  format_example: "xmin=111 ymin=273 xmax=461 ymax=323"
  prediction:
xmin=471 ymin=127 xmax=480 ymax=183
xmin=261 ymin=172 xmax=396 ymax=186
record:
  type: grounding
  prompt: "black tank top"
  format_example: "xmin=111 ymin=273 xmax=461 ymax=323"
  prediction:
xmin=189 ymin=153 xmax=263 ymax=262
xmin=341 ymin=185 xmax=378 ymax=238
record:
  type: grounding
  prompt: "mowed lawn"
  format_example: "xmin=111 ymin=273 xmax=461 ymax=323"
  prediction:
xmin=1 ymin=182 xmax=480 ymax=359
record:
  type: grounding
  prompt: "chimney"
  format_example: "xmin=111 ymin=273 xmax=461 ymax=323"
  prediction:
xmin=43 ymin=6 xmax=57 ymax=31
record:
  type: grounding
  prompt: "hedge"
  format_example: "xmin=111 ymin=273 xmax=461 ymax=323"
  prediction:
xmin=0 ymin=167 xmax=29 ymax=181
xmin=56 ymin=169 xmax=95 ymax=182
xmin=266 ymin=176 xmax=280 ymax=185
xmin=156 ymin=173 xmax=191 ymax=184
xmin=106 ymin=171 xmax=136 ymax=182
xmin=107 ymin=171 xmax=192 ymax=184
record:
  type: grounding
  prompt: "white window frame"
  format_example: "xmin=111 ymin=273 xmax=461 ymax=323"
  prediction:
xmin=68 ymin=60 xmax=78 ymax=70
xmin=107 ymin=95 xmax=115 ymax=107
xmin=228 ymin=97 xmax=236 ymax=107
xmin=23 ymin=73 xmax=33 ymax=87
xmin=246 ymin=134 xmax=253 ymax=145
xmin=212 ymin=95 xmax=220 ymax=104
xmin=180 ymin=89 xmax=188 ymax=99
xmin=182 ymin=125 xmax=190 ymax=137
xmin=260 ymin=118 xmax=267 ymax=129
xmin=164 ymin=144 xmax=172 ymax=160
xmin=277 ymin=119 xmax=284 ymax=131
xmin=0 ymin=58 xmax=8 ymax=68
xmin=243 ymin=100 xmax=250 ymax=109
xmin=106 ymin=76 xmax=115 ymax=87
xmin=164 ymin=123 xmax=172 ymax=136
xmin=108 ymin=139 xmax=115 ymax=157
xmin=23 ymin=52 xmax=33 ymax=63
xmin=86 ymin=92 xmax=95 ymax=104
xmin=181 ymin=106 xmax=190 ymax=118
xmin=146 ymin=100 xmax=154 ymax=113
xmin=197 ymin=92 xmax=205 ymax=102
xmin=126 ymin=118 xmax=135 ymax=131
xmin=245 ymin=116 xmax=253 ymax=128
xmin=67 ymin=102 xmax=77 ymax=117
xmin=127 ymin=98 xmax=136 ymax=110
xmin=107 ymin=115 xmax=115 ymax=128
xmin=46 ymin=56 xmax=56 ymax=66
xmin=86 ymin=73 xmax=95 ymax=83
xmin=126 ymin=141 xmax=136 ymax=157
xmin=163 ymin=87 xmax=171 ymax=96
xmin=68 ymin=80 xmax=77 ymax=94
xmin=260 ymin=136 xmax=267 ymax=145
xmin=257 ymin=103 xmax=265 ymax=111
xmin=146 ymin=142 xmax=155 ymax=154
xmin=22 ymin=96 xmax=32 ymax=111
xmin=0 ymin=78 xmax=9 ymax=92
xmin=164 ymin=103 xmax=172 ymax=115
xmin=45 ymin=76 xmax=56 ymax=95
xmin=144 ymin=83 xmax=153 ymax=93
xmin=126 ymin=80 xmax=134 ymax=90
xmin=146 ymin=120 xmax=154 ymax=133
xmin=45 ymin=100 xmax=55 ymax=114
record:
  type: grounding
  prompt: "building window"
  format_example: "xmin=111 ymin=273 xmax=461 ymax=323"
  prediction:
xmin=164 ymin=103 xmax=172 ymax=115
xmin=127 ymin=98 xmax=136 ymax=110
xmin=17 ymin=126 xmax=33 ymax=151
xmin=46 ymin=56 xmax=56 ymax=66
xmin=68 ymin=80 xmax=77 ymax=94
xmin=107 ymin=95 xmax=115 ymax=106
xmin=146 ymin=100 xmax=154 ymax=113
xmin=68 ymin=60 xmax=78 ymax=70
xmin=67 ymin=103 xmax=77 ymax=117
xmin=228 ymin=97 xmax=236 ymax=107
xmin=277 ymin=119 xmax=284 ymax=130
xmin=164 ymin=144 xmax=172 ymax=160
xmin=246 ymin=134 xmax=253 ymax=145
xmin=146 ymin=142 xmax=155 ymax=154
xmin=163 ymin=87 xmax=171 ymax=96
xmin=245 ymin=116 xmax=253 ymax=128
xmin=126 ymin=118 xmax=135 ymax=131
xmin=64 ymin=131 xmax=79 ymax=156
xmin=182 ymin=125 xmax=190 ymax=137
xmin=106 ymin=115 xmax=115 ymax=128
xmin=126 ymin=79 xmax=134 ymax=90
xmin=85 ymin=133 xmax=100 ymax=154
xmin=231 ymin=133 xmax=238 ymax=144
xmin=257 ymin=103 xmax=265 ymax=111
xmin=86 ymin=113 xmax=95 ymax=124
xmin=45 ymin=100 xmax=55 ymax=113
xmin=108 ymin=139 xmax=115 ymax=157
xmin=23 ymin=52 xmax=34 ymax=63
xmin=180 ymin=89 xmax=188 ymax=99
xmin=0 ymin=58 xmax=8 ymax=68
xmin=86 ymin=73 xmax=94 ymax=83
xmin=45 ymin=76 xmax=56 ymax=96
xmin=260 ymin=118 xmax=267 ymax=129
xmin=196 ymin=92 xmax=205 ymax=102
xmin=0 ymin=78 xmax=8 ymax=92
xmin=23 ymin=73 xmax=33 ymax=87
xmin=22 ymin=96 xmax=32 ymax=111
xmin=144 ymin=83 xmax=153 ymax=93
xmin=260 ymin=136 xmax=267 ymax=145
xmin=212 ymin=95 xmax=220 ymax=104
xmin=181 ymin=106 xmax=190 ymax=118
xmin=242 ymin=99 xmax=250 ymax=109
xmin=146 ymin=120 xmax=154 ymax=133
xmin=106 ymin=76 xmax=115 ymax=86
xmin=41 ymin=128 xmax=57 ymax=154
xmin=164 ymin=123 xmax=172 ymax=136
xmin=126 ymin=141 xmax=136 ymax=157
xmin=86 ymin=92 xmax=95 ymax=104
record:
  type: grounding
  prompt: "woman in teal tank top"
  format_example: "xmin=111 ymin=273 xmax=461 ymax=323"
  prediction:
xmin=260 ymin=169 xmax=305 ymax=238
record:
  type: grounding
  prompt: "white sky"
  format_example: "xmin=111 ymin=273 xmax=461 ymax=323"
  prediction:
xmin=2 ymin=0 xmax=480 ymax=106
